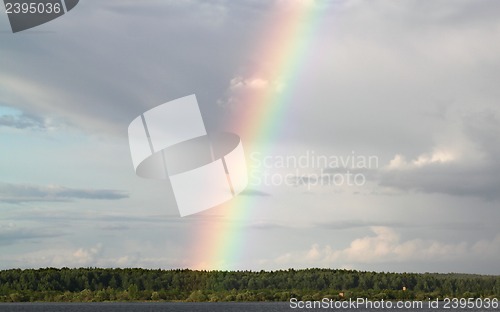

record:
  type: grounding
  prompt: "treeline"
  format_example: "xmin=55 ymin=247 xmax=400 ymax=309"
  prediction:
xmin=0 ymin=268 xmax=498 ymax=302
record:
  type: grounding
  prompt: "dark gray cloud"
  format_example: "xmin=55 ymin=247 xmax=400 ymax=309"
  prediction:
xmin=0 ymin=182 xmax=128 ymax=203
xmin=0 ymin=225 xmax=64 ymax=246
xmin=0 ymin=0 xmax=268 ymax=137
xmin=379 ymin=164 xmax=500 ymax=201
xmin=222 ymin=0 xmax=500 ymax=160
xmin=462 ymin=109 xmax=500 ymax=163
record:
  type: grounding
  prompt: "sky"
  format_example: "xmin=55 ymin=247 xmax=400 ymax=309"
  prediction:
xmin=1 ymin=0 xmax=499 ymax=274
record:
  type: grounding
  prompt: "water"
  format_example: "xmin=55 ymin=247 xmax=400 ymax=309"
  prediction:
xmin=0 ymin=303 xmax=284 ymax=312
xmin=0 ymin=302 xmax=497 ymax=312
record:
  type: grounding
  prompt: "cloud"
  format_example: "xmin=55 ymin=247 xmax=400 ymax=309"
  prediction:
xmin=0 ymin=223 xmax=64 ymax=246
xmin=328 ymin=227 xmax=467 ymax=263
xmin=10 ymin=209 xmax=183 ymax=225
xmin=2 ymin=244 xmax=104 ymax=268
xmin=0 ymin=114 xmax=45 ymax=130
xmin=264 ymin=227 xmax=500 ymax=268
xmin=240 ymin=189 xmax=271 ymax=196
xmin=217 ymin=75 xmax=286 ymax=110
xmin=314 ymin=220 xmax=403 ymax=231
xmin=386 ymin=151 xmax=455 ymax=170
xmin=98 ymin=224 xmax=130 ymax=231
xmin=1 ymin=0 xmax=500 ymax=274
xmin=378 ymin=110 xmax=500 ymax=200
xmin=0 ymin=243 xmax=183 ymax=269
xmin=0 ymin=182 xmax=129 ymax=203
xmin=247 ymin=221 xmax=286 ymax=230
xmin=0 ymin=105 xmax=58 ymax=130
xmin=70 ymin=244 xmax=103 ymax=266
xmin=98 ymin=0 xmax=230 ymax=27
xmin=228 ymin=76 xmax=272 ymax=90
xmin=0 ymin=0 xmax=256 ymax=137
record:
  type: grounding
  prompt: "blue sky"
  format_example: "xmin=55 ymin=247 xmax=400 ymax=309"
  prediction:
xmin=1 ymin=0 xmax=500 ymax=274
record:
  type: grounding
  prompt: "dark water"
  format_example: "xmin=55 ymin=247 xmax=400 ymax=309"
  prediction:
xmin=0 ymin=302 xmax=496 ymax=312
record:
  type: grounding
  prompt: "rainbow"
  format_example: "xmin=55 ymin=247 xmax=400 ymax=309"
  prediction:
xmin=189 ymin=1 xmax=330 ymax=270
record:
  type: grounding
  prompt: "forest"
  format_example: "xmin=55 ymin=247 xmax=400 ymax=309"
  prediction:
xmin=0 ymin=268 xmax=498 ymax=302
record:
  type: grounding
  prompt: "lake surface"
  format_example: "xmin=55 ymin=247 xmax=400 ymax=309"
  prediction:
xmin=0 ymin=302 xmax=496 ymax=311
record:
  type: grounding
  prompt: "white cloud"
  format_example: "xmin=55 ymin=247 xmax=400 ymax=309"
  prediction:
xmin=218 ymin=75 xmax=286 ymax=110
xmin=387 ymin=150 xmax=456 ymax=170
xmin=69 ymin=244 xmax=103 ymax=266
xmin=264 ymin=227 xmax=500 ymax=268
xmin=229 ymin=77 xmax=270 ymax=90
xmin=1 ymin=244 xmax=104 ymax=269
